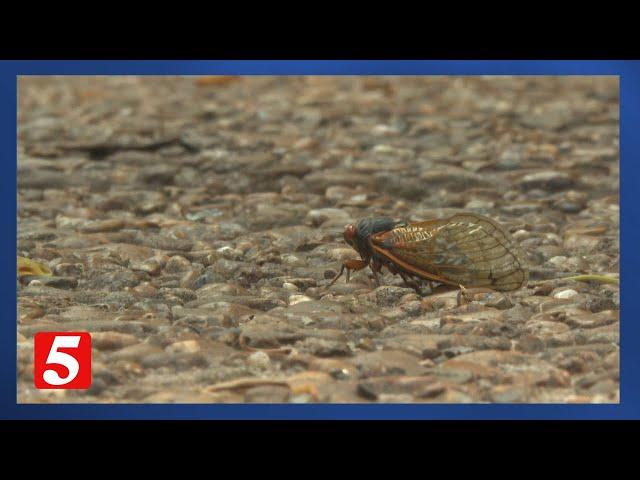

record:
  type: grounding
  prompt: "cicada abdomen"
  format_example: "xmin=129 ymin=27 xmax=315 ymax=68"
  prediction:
xmin=370 ymin=213 xmax=528 ymax=291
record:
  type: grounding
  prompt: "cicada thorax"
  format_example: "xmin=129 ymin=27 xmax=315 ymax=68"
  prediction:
xmin=350 ymin=217 xmax=406 ymax=261
xmin=369 ymin=213 xmax=528 ymax=291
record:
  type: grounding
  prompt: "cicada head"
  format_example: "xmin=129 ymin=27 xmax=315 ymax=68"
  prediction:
xmin=343 ymin=223 xmax=358 ymax=247
xmin=343 ymin=217 xmax=403 ymax=261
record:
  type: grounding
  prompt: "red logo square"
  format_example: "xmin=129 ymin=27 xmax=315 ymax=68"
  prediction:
xmin=34 ymin=332 xmax=92 ymax=389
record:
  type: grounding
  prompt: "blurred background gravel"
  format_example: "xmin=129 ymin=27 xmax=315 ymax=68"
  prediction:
xmin=17 ymin=76 xmax=619 ymax=403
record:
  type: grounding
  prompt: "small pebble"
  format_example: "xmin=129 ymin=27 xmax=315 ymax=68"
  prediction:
xmin=554 ymin=289 xmax=579 ymax=299
xmin=289 ymin=294 xmax=312 ymax=305
xmin=165 ymin=340 xmax=200 ymax=354
xmin=282 ymin=282 xmax=299 ymax=292
xmin=165 ymin=256 xmax=191 ymax=273
xmin=247 ymin=351 xmax=271 ymax=369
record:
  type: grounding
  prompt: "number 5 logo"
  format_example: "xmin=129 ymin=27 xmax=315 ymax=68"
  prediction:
xmin=34 ymin=332 xmax=91 ymax=389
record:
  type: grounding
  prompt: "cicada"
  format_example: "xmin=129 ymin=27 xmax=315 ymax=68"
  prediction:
xmin=329 ymin=213 xmax=528 ymax=292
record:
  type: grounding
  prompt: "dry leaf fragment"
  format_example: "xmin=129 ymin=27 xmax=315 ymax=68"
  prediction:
xmin=195 ymin=76 xmax=241 ymax=87
xmin=18 ymin=256 xmax=52 ymax=277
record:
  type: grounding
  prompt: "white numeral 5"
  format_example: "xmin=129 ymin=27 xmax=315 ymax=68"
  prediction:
xmin=43 ymin=335 xmax=81 ymax=386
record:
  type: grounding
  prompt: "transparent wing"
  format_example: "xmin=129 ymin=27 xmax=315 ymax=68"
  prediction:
xmin=372 ymin=213 xmax=528 ymax=290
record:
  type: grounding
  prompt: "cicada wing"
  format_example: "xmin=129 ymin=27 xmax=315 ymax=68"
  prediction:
xmin=372 ymin=213 xmax=528 ymax=291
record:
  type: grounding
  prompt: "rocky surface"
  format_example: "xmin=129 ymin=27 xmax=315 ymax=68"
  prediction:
xmin=17 ymin=76 xmax=619 ymax=403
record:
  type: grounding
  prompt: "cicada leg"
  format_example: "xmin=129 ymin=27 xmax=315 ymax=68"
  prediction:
xmin=328 ymin=259 xmax=369 ymax=287
xmin=370 ymin=259 xmax=383 ymax=286
xmin=398 ymin=271 xmax=422 ymax=294
xmin=456 ymin=285 xmax=496 ymax=306
xmin=385 ymin=261 xmax=421 ymax=294
xmin=456 ymin=284 xmax=469 ymax=306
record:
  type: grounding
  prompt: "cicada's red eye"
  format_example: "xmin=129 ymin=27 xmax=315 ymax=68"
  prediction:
xmin=343 ymin=224 xmax=357 ymax=245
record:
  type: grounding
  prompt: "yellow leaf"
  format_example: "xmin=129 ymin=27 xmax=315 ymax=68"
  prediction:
xmin=18 ymin=256 xmax=52 ymax=277
xmin=561 ymin=274 xmax=619 ymax=285
xmin=195 ymin=76 xmax=241 ymax=87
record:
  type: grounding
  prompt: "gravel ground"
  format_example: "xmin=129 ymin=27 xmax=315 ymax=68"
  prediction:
xmin=17 ymin=76 xmax=619 ymax=403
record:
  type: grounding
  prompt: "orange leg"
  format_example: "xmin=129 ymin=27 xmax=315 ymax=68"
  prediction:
xmin=456 ymin=286 xmax=494 ymax=306
xmin=328 ymin=259 xmax=369 ymax=287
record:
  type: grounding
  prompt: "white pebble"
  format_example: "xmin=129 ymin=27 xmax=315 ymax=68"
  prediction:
xmin=548 ymin=256 xmax=568 ymax=267
xmin=165 ymin=340 xmax=200 ymax=354
xmin=372 ymin=144 xmax=392 ymax=154
xmin=329 ymin=248 xmax=356 ymax=261
xmin=55 ymin=215 xmax=84 ymax=229
xmin=282 ymin=282 xmax=298 ymax=292
xmin=281 ymin=254 xmax=301 ymax=264
xmin=554 ymin=289 xmax=579 ymax=299
xmin=290 ymin=394 xmax=312 ymax=403
xmin=512 ymin=229 xmax=530 ymax=240
xmin=544 ymin=233 xmax=562 ymax=245
xmin=306 ymin=208 xmax=350 ymax=224
xmin=301 ymin=316 xmax=315 ymax=326
xmin=247 ymin=351 xmax=270 ymax=369
xmin=350 ymin=194 xmax=368 ymax=202
xmin=371 ymin=124 xmax=398 ymax=136
xmin=289 ymin=294 xmax=312 ymax=305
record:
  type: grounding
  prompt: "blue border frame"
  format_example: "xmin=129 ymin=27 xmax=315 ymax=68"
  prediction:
xmin=3 ymin=60 xmax=634 ymax=419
